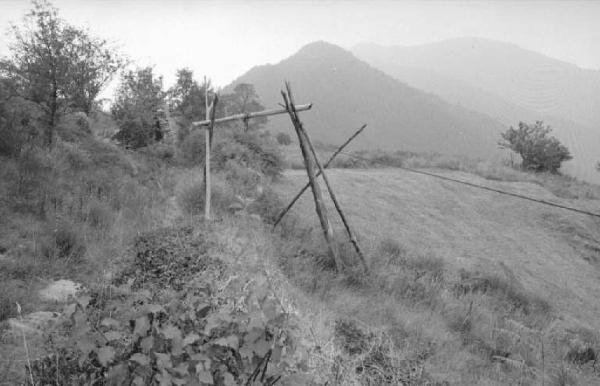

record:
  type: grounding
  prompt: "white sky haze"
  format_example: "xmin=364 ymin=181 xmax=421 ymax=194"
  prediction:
xmin=1 ymin=0 xmax=599 ymax=93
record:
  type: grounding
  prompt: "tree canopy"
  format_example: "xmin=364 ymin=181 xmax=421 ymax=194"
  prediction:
xmin=111 ymin=67 xmax=166 ymax=149
xmin=499 ymin=121 xmax=572 ymax=173
xmin=0 ymin=0 xmax=124 ymax=146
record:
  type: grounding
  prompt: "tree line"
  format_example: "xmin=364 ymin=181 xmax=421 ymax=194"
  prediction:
xmin=0 ymin=0 xmax=271 ymax=157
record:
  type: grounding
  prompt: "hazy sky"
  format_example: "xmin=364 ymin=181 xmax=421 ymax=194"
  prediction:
xmin=1 ymin=0 xmax=599 ymax=95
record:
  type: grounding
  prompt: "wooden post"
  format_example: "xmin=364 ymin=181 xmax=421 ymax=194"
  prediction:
xmin=191 ymin=104 xmax=312 ymax=127
xmin=204 ymin=76 xmax=211 ymax=221
xmin=273 ymin=124 xmax=367 ymax=228
xmin=282 ymin=82 xmax=342 ymax=271
xmin=301 ymin=123 xmax=370 ymax=273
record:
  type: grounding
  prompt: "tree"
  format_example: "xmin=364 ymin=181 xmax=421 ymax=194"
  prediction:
xmin=111 ymin=67 xmax=165 ymax=149
xmin=276 ymin=132 xmax=292 ymax=145
xmin=167 ymin=68 xmax=212 ymax=123
xmin=0 ymin=76 xmax=43 ymax=156
xmin=499 ymin=121 xmax=572 ymax=173
xmin=0 ymin=0 xmax=124 ymax=146
xmin=222 ymin=83 xmax=267 ymax=130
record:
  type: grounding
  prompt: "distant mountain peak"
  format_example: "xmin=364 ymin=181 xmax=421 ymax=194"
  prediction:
xmin=293 ymin=40 xmax=355 ymax=60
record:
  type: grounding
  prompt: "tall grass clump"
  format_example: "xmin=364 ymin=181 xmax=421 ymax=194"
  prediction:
xmin=39 ymin=219 xmax=86 ymax=262
xmin=177 ymin=177 xmax=235 ymax=216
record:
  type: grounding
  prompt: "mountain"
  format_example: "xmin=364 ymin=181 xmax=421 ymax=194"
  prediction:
xmin=352 ymin=38 xmax=600 ymax=183
xmin=227 ymin=41 xmax=508 ymax=159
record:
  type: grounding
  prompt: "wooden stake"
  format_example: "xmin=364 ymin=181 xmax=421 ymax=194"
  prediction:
xmin=208 ymin=94 xmax=219 ymax=147
xmin=301 ymin=121 xmax=370 ymax=273
xmin=204 ymin=76 xmax=210 ymax=221
xmin=273 ymin=124 xmax=367 ymax=228
xmin=282 ymin=83 xmax=342 ymax=271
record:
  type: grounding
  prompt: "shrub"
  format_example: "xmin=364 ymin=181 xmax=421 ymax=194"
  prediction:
xmin=139 ymin=143 xmax=175 ymax=162
xmin=453 ymin=270 xmax=551 ymax=317
xmin=179 ymin=129 xmax=206 ymax=165
xmin=248 ymin=187 xmax=285 ymax=224
xmin=0 ymin=82 xmax=43 ymax=158
xmin=0 ymin=279 xmax=30 ymax=322
xmin=276 ymin=132 xmax=292 ymax=145
xmin=499 ymin=121 xmax=572 ymax=173
xmin=223 ymin=161 xmax=262 ymax=196
xmin=40 ymin=220 xmax=86 ymax=261
xmin=213 ymin=130 xmax=284 ymax=179
xmin=177 ymin=179 xmax=235 ymax=216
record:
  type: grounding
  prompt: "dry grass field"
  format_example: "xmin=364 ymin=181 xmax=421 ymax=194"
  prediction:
xmin=273 ymin=167 xmax=600 ymax=384
xmin=276 ymin=168 xmax=600 ymax=326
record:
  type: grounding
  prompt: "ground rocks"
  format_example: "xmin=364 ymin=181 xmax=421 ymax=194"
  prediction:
xmin=39 ymin=279 xmax=82 ymax=302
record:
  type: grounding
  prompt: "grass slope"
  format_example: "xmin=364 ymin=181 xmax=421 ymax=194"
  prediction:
xmin=275 ymin=168 xmax=600 ymax=327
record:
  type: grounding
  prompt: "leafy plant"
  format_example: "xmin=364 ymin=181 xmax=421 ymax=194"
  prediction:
xmin=499 ymin=121 xmax=572 ymax=173
xmin=30 ymin=225 xmax=312 ymax=385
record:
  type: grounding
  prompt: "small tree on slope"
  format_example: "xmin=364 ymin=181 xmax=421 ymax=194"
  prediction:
xmin=499 ymin=121 xmax=572 ymax=173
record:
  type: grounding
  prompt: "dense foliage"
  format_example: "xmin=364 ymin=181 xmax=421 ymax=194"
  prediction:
xmin=30 ymin=226 xmax=310 ymax=385
xmin=0 ymin=0 xmax=124 ymax=146
xmin=111 ymin=67 xmax=166 ymax=149
xmin=499 ymin=121 xmax=572 ymax=173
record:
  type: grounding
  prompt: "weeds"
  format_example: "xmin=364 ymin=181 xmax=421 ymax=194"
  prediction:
xmin=453 ymin=269 xmax=552 ymax=318
xmin=177 ymin=178 xmax=235 ymax=216
xmin=39 ymin=220 xmax=86 ymax=262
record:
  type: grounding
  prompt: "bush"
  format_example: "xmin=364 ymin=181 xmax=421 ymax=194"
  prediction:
xmin=40 ymin=220 xmax=86 ymax=261
xmin=248 ymin=187 xmax=285 ymax=224
xmin=276 ymin=132 xmax=292 ymax=145
xmin=177 ymin=179 xmax=235 ymax=216
xmin=0 ymin=83 xmax=43 ymax=157
xmin=179 ymin=129 xmax=206 ymax=165
xmin=499 ymin=121 xmax=572 ymax=173
xmin=223 ymin=161 xmax=262 ymax=196
xmin=214 ymin=130 xmax=284 ymax=179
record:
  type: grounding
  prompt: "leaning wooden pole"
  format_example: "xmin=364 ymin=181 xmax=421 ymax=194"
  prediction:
xmin=282 ymin=83 xmax=342 ymax=271
xmin=272 ymin=124 xmax=367 ymax=228
xmin=301 ymin=122 xmax=370 ymax=273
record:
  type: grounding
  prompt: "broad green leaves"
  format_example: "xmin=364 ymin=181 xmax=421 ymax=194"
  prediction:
xmin=30 ymin=226 xmax=311 ymax=385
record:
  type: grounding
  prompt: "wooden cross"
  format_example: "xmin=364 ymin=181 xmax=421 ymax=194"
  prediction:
xmin=190 ymin=86 xmax=311 ymax=221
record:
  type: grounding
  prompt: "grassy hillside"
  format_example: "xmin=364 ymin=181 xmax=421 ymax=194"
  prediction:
xmin=273 ymin=167 xmax=600 ymax=384
xmin=352 ymin=39 xmax=600 ymax=184
xmin=228 ymin=41 xmax=507 ymax=160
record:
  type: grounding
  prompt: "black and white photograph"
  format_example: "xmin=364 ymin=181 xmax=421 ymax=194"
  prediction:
xmin=0 ymin=0 xmax=599 ymax=384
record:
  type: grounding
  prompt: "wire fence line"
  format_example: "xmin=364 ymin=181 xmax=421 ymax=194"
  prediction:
xmin=311 ymin=146 xmax=600 ymax=219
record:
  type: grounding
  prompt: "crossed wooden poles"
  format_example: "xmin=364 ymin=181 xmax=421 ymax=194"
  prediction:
xmin=192 ymin=82 xmax=368 ymax=273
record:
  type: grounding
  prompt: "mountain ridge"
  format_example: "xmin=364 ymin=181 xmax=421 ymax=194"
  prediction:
xmin=228 ymin=41 xmax=507 ymax=160
xmin=352 ymin=37 xmax=600 ymax=183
